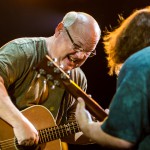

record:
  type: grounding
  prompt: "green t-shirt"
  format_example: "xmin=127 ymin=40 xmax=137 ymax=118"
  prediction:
xmin=0 ymin=37 xmax=87 ymax=124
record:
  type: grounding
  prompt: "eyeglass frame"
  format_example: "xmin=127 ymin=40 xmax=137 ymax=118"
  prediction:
xmin=64 ymin=27 xmax=96 ymax=57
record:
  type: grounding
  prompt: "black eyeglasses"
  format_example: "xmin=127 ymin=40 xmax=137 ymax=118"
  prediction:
xmin=64 ymin=27 xmax=96 ymax=57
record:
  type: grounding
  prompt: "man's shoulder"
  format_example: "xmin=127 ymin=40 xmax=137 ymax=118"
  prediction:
xmin=129 ymin=46 xmax=150 ymax=60
xmin=12 ymin=37 xmax=45 ymax=45
xmin=124 ymin=46 xmax=150 ymax=68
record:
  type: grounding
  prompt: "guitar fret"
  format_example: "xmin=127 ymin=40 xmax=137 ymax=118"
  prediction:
xmin=59 ymin=125 xmax=65 ymax=137
xmin=51 ymin=126 xmax=58 ymax=140
xmin=45 ymin=128 xmax=50 ymax=142
xmin=46 ymin=127 xmax=55 ymax=141
xmin=39 ymin=128 xmax=51 ymax=143
xmin=65 ymin=124 xmax=70 ymax=135
xmin=39 ymin=121 xmax=80 ymax=143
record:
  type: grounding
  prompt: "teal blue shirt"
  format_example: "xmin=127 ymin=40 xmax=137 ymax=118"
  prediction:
xmin=102 ymin=47 xmax=150 ymax=149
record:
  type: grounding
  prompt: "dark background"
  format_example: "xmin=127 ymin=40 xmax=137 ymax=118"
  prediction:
xmin=0 ymin=0 xmax=150 ymax=149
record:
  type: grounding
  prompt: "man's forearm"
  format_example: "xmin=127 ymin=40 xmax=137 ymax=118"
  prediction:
xmin=0 ymin=79 xmax=26 ymax=127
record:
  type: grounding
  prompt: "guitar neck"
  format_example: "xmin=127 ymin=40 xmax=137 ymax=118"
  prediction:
xmin=62 ymin=80 xmax=108 ymax=121
xmin=39 ymin=121 xmax=80 ymax=144
xmin=36 ymin=55 xmax=108 ymax=122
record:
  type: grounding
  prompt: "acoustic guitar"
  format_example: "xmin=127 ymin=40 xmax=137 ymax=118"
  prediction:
xmin=0 ymin=105 xmax=79 ymax=150
xmin=0 ymin=55 xmax=108 ymax=150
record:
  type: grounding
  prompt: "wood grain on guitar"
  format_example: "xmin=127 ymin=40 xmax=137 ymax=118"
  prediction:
xmin=35 ymin=55 xmax=108 ymax=121
xmin=0 ymin=105 xmax=79 ymax=150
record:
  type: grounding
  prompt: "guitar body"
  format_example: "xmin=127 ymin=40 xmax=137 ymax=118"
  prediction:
xmin=0 ymin=105 xmax=62 ymax=150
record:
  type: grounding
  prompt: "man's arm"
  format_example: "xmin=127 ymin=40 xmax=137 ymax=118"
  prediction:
xmin=0 ymin=76 xmax=39 ymax=146
xmin=76 ymin=97 xmax=134 ymax=149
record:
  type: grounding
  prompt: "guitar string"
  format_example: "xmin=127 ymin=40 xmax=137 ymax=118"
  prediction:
xmin=0 ymin=124 xmax=79 ymax=144
xmin=0 ymin=124 xmax=79 ymax=149
xmin=39 ymin=123 xmax=79 ymax=143
xmin=40 ymin=125 xmax=80 ymax=143
xmin=0 ymin=138 xmax=15 ymax=150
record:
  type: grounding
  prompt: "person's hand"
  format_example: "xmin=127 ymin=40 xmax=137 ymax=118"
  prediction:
xmin=105 ymin=109 xmax=109 ymax=114
xmin=13 ymin=117 xmax=39 ymax=146
xmin=76 ymin=97 xmax=93 ymax=133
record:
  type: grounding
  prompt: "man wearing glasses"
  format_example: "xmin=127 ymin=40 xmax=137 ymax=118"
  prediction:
xmin=0 ymin=11 xmax=101 ymax=147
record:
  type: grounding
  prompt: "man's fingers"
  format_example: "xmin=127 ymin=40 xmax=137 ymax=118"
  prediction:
xmin=105 ymin=109 xmax=109 ymax=114
xmin=76 ymin=97 xmax=92 ymax=123
xmin=20 ymin=139 xmax=36 ymax=146
xmin=77 ymin=97 xmax=85 ymax=107
xmin=76 ymin=97 xmax=86 ymax=117
xmin=76 ymin=97 xmax=85 ymax=120
xmin=19 ymin=134 xmax=39 ymax=146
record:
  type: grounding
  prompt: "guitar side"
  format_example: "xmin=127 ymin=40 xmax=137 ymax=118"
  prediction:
xmin=0 ymin=105 xmax=62 ymax=150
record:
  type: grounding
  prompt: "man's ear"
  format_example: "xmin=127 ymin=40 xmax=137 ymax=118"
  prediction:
xmin=55 ymin=22 xmax=64 ymax=37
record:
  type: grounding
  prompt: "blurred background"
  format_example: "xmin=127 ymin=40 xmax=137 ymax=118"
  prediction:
xmin=0 ymin=0 xmax=150 ymax=149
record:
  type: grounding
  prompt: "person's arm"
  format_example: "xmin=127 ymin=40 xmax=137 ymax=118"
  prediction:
xmin=0 ymin=76 xmax=39 ymax=146
xmin=76 ymin=97 xmax=134 ymax=149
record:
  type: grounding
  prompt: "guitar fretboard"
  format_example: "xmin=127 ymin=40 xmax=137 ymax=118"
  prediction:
xmin=39 ymin=121 xmax=80 ymax=144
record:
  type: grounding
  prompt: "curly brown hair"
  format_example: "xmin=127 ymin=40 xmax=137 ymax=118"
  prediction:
xmin=103 ymin=6 xmax=150 ymax=75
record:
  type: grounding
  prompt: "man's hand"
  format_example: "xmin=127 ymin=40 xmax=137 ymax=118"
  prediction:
xmin=13 ymin=117 xmax=39 ymax=146
xmin=76 ymin=97 xmax=94 ymax=134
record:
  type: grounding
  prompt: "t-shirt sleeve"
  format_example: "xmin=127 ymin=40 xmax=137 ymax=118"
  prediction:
xmin=0 ymin=42 xmax=28 ymax=88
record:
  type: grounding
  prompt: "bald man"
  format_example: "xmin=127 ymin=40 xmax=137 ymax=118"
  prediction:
xmin=0 ymin=11 xmax=101 ymax=147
